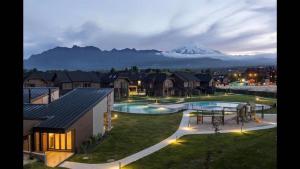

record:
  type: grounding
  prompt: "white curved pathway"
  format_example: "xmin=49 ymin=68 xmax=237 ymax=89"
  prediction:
xmin=60 ymin=110 xmax=277 ymax=169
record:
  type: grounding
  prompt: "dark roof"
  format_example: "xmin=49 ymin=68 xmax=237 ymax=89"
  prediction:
xmin=53 ymin=71 xmax=71 ymax=83
xmin=66 ymin=71 xmax=93 ymax=82
xmin=23 ymin=88 xmax=113 ymax=131
xmin=23 ymin=104 xmax=47 ymax=120
xmin=25 ymin=72 xmax=55 ymax=82
xmin=66 ymin=71 xmax=102 ymax=83
xmin=23 ymin=87 xmax=59 ymax=103
xmin=89 ymin=72 xmax=103 ymax=83
xmin=173 ymin=72 xmax=199 ymax=81
xmin=101 ymin=72 xmax=130 ymax=84
xmin=143 ymin=73 xmax=170 ymax=84
xmin=195 ymin=73 xmax=213 ymax=83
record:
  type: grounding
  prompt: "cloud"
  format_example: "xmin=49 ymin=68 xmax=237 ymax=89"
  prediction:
xmin=24 ymin=0 xmax=276 ymax=59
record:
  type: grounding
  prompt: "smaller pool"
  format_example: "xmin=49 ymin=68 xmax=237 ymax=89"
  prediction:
xmin=187 ymin=101 xmax=270 ymax=111
xmin=113 ymin=103 xmax=175 ymax=114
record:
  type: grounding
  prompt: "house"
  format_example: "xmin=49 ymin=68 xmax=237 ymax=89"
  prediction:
xmin=117 ymin=71 xmax=146 ymax=96
xmin=195 ymin=73 xmax=215 ymax=94
xmin=101 ymin=73 xmax=129 ymax=100
xmin=171 ymin=72 xmax=200 ymax=96
xmin=24 ymin=72 xmax=56 ymax=87
xmin=52 ymin=71 xmax=73 ymax=95
xmin=23 ymin=87 xmax=60 ymax=104
xmin=143 ymin=73 xmax=175 ymax=97
xmin=24 ymin=71 xmax=103 ymax=96
xmin=23 ymin=88 xmax=114 ymax=164
xmin=66 ymin=71 xmax=102 ymax=89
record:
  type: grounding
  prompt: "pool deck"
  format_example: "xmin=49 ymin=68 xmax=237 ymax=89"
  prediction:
xmin=60 ymin=109 xmax=276 ymax=169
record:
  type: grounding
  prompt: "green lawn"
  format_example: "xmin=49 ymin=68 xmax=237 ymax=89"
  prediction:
xmin=23 ymin=162 xmax=67 ymax=169
xmin=124 ymin=128 xmax=277 ymax=169
xmin=69 ymin=112 xmax=183 ymax=163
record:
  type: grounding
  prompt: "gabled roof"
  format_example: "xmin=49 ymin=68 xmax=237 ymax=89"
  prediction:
xmin=173 ymin=72 xmax=199 ymax=81
xmin=143 ymin=73 xmax=170 ymax=84
xmin=66 ymin=71 xmax=92 ymax=82
xmin=23 ymin=87 xmax=59 ymax=103
xmin=23 ymin=88 xmax=113 ymax=131
xmin=25 ymin=72 xmax=55 ymax=82
xmin=117 ymin=72 xmax=146 ymax=81
xmin=53 ymin=71 xmax=71 ymax=83
xmin=89 ymin=72 xmax=104 ymax=83
xmin=195 ymin=73 xmax=213 ymax=83
xmin=65 ymin=71 xmax=102 ymax=83
xmin=101 ymin=72 xmax=130 ymax=83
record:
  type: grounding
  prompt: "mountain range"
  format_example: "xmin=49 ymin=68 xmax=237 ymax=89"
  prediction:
xmin=24 ymin=45 xmax=276 ymax=70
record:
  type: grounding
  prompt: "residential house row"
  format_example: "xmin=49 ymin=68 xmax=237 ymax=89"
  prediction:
xmin=24 ymin=70 xmax=216 ymax=99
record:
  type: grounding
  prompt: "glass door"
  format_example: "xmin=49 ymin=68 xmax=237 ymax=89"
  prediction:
xmin=47 ymin=131 xmax=73 ymax=151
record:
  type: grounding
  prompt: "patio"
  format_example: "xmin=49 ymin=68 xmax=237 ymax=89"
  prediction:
xmin=188 ymin=113 xmax=276 ymax=132
xmin=45 ymin=151 xmax=74 ymax=167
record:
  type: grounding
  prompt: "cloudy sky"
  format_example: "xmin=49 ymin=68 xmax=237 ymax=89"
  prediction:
xmin=24 ymin=0 xmax=276 ymax=59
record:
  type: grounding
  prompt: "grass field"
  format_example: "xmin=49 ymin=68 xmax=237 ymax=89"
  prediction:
xmin=69 ymin=111 xmax=183 ymax=163
xmin=23 ymin=162 xmax=67 ymax=169
xmin=123 ymin=128 xmax=277 ymax=169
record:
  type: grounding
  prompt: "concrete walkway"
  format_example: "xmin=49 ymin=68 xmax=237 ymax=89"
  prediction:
xmin=60 ymin=110 xmax=277 ymax=169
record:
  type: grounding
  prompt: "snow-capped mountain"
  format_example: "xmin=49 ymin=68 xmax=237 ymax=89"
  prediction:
xmin=162 ymin=44 xmax=232 ymax=60
xmin=24 ymin=45 xmax=276 ymax=70
xmin=172 ymin=44 xmax=223 ymax=55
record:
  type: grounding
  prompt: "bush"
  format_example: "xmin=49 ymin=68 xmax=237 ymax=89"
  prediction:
xmin=80 ymin=141 xmax=90 ymax=154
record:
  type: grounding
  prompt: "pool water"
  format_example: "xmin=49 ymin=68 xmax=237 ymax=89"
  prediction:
xmin=113 ymin=103 xmax=175 ymax=114
xmin=187 ymin=101 xmax=270 ymax=111
xmin=113 ymin=101 xmax=271 ymax=114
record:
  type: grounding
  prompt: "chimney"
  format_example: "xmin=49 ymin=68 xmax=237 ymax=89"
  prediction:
xmin=28 ymin=88 xmax=31 ymax=103
xmin=48 ymin=88 xmax=52 ymax=103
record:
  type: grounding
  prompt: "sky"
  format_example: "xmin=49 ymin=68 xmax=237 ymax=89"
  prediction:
xmin=24 ymin=0 xmax=276 ymax=59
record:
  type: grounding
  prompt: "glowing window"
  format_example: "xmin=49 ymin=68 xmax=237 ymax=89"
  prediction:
xmin=48 ymin=133 xmax=54 ymax=149
xmin=55 ymin=134 xmax=60 ymax=149
xmin=35 ymin=132 xmax=40 ymax=151
xmin=67 ymin=131 xmax=72 ymax=150
xmin=60 ymin=134 xmax=66 ymax=150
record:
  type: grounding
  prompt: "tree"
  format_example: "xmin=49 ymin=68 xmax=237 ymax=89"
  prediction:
xmin=131 ymin=66 xmax=139 ymax=72
xmin=110 ymin=67 xmax=116 ymax=73
xmin=205 ymin=68 xmax=211 ymax=74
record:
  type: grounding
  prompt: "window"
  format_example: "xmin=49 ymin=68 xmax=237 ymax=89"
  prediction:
xmin=73 ymin=82 xmax=82 ymax=88
xmin=60 ymin=134 xmax=66 ymax=149
xmin=35 ymin=132 xmax=40 ymax=151
xmin=48 ymin=133 xmax=54 ymax=149
xmin=83 ymin=83 xmax=91 ymax=87
xmin=67 ymin=131 xmax=72 ymax=150
xmin=55 ymin=134 xmax=60 ymax=149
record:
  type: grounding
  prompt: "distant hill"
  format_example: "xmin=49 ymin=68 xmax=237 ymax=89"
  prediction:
xmin=24 ymin=45 xmax=276 ymax=70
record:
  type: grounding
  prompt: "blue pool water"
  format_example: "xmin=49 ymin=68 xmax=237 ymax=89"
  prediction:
xmin=113 ymin=101 xmax=270 ymax=114
xmin=113 ymin=103 xmax=174 ymax=114
xmin=186 ymin=101 xmax=269 ymax=111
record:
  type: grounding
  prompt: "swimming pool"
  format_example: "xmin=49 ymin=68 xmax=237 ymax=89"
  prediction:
xmin=113 ymin=101 xmax=271 ymax=114
xmin=186 ymin=101 xmax=271 ymax=111
xmin=113 ymin=103 xmax=175 ymax=114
